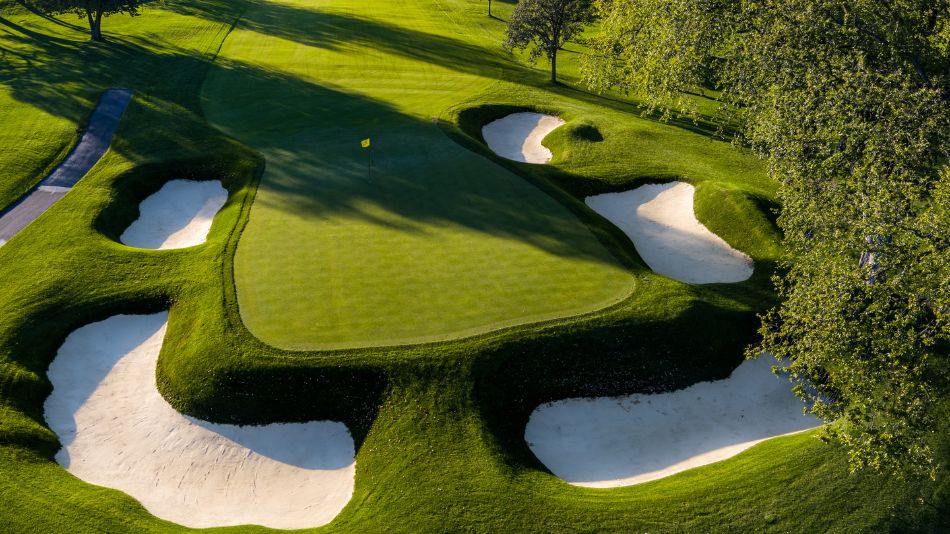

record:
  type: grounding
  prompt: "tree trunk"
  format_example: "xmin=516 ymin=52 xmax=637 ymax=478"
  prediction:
xmin=85 ymin=9 xmax=97 ymax=41
xmin=86 ymin=8 xmax=103 ymax=40
xmin=549 ymin=25 xmax=560 ymax=83
xmin=93 ymin=4 xmax=103 ymax=41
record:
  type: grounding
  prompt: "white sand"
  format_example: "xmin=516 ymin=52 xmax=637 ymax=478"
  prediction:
xmin=586 ymin=182 xmax=753 ymax=283
xmin=525 ymin=356 xmax=820 ymax=488
xmin=120 ymin=180 xmax=227 ymax=249
xmin=44 ymin=313 xmax=355 ymax=529
xmin=482 ymin=112 xmax=565 ymax=164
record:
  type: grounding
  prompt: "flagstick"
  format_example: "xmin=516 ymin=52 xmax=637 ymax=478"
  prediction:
xmin=368 ymin=145 xmax=372 ymax=181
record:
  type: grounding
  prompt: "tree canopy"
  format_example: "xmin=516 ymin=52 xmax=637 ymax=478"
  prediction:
xmin=32 ymin=0 xmax=140 ymax=41
xmin=504 ymin=0 xmax=593 ymax=82
xmin=585 ymin=0 xmax=950 ymax=478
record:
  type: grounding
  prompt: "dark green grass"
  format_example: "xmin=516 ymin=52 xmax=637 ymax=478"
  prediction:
xmin=0 ymin=0 xmax=946 ymax=532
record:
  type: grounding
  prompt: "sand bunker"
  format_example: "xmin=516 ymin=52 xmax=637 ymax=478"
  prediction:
xmin=586 ymin=182 xmax=753 ymax=284
xmin=120 ymin=180 xmax=227 ymax=249
xmin=482 ymin=112 xmax=565 ymax=164
xmin=44 ymin=313 xmax=355 ymax=529
xmin=525 ymin=356 xmax=819 ymax=488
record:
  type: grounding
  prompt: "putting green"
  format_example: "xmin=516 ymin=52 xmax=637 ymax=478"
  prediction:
xmin=202 ymin=0 xmax=635 ymax=349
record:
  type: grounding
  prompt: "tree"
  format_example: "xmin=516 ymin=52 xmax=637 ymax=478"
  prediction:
xmin=585 ymin=0 xmax=950 ymax=478
xmin=582 ymin=0 xmax=727 ymax=117
xmin=32 ymin=0 xmax=140 ymax=42
xmin=504 ymin=0 xmax=593 ymax=82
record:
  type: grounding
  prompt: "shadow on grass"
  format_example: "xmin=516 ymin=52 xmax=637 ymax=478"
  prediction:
xmin=13 ymin=0 xmax=86 ymax=30
xmin=554 ymin=82 xmax=741 ymax=141
xmin=166 ymin=0 xmax=524 ymax=82
xmin=173 ymin=0 xmax=736 ymax=141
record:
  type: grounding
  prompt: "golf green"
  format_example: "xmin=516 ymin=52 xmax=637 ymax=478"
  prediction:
xmin=202 ymin=0 xmax=636 ymax=349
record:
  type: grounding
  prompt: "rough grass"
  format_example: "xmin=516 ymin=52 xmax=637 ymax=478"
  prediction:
xmin=0 ymin=0 xmax=946 ymax=532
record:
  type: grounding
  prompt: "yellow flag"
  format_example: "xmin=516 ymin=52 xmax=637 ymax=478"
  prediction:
xmin=361 ymin=138 xmax=371 ymax=148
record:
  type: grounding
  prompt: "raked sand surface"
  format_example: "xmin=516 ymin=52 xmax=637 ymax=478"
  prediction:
xmin=586 ymin=181 xmax=754 ymax=284
xmin=482 ymin=112 xmax=565 ymax=164
xmin=44 ymin=313 xmax=355 ymax=529
xmin=525 ymin=356 xmax=820 ymax=488
xmin=120 ymin=180 xmax=227 ymax=249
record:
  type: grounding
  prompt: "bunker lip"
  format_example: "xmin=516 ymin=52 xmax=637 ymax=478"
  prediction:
xmin=43 ymin=313 xmax=355 ymax=529
xmin=586 ymin=181 xmax=754 ymax=284
xmin=525 ymin=356 xmax=820 ymax=488
xmin=120 ymin=179 xmax=228 ymax=249
xmin=482 ymin=112 xmax=565 ymax=164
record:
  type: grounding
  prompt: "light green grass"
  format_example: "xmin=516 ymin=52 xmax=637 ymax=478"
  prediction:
xmin=0 ymin=0 xmax=946 ymax=532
